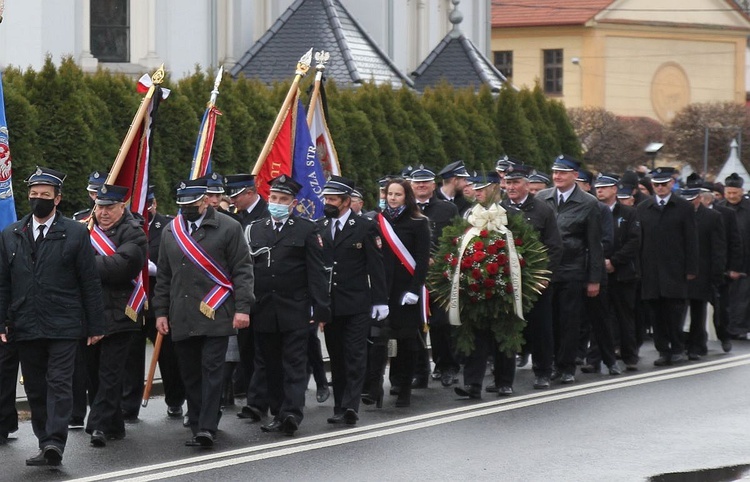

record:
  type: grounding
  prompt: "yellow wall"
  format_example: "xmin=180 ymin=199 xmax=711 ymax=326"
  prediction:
xmin=492 ymin=24 xmax=748 ymax=123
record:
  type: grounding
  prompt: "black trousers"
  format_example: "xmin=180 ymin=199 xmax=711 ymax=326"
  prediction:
xmin=583 ymin=287 xmax=618 ymax=367
xmin=607 ymin=278 xmax=639 ymax=365
xmin=121 ymin=317 xmax=185 ymax=415
xmin=86 ymin=331 xmax=136 ymax=435
xmin=429 ymin=309 xmax=460 ymax=374
xmin=325 ymin=313 xmax=370 ymax=414
xmin=687 ymin=299 xmax=708 ymax=355
xmin=17 ymin=338 xmax=78 ymax=451
xmin=236 ymin=327 xmax=256 ymax=395
xmin=256 ymin=328 xmax=308 ymax=424
xmin=551 ymin=280 xmax=585 ymax=375
xmin=713 ymin=283 xmax=731 ymax=343
xmin=174 ymin=336 xmax=228 ymax=436
xmin=0 ymin=339 xmax=19 ymax=436
xmin=462 ymin=329 xmax=515 ymax=388
xmin=646 ymin=298 xmax=687 ymax=357
xmin=70 ymin=339 xmax=89 ymax=421
xmin=526 ymin=287 xmax=554 ymax=378
xmin=307 ymin=323 xmax=327 ymax=389
xmin=389 ymin=337 xmax=420 ymax=389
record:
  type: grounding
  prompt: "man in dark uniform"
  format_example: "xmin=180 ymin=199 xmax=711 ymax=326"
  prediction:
xmin=683 ymin=186 xmax=726 ymax=359
xmin=436 ymin=160 xmax=472 ymax=216
xmin=0 ymin=166 xmax=104 ymax=466
xmin=203 ymin=172 xmax=226 ymax=209
xmin=246 ymin=176 xmax=330 ymax=434
xmin=226 ymin=174 xmax=267 ymax=225
xmin=595 ymin=174 xmax=641 ymax=370
xmin=121 ymin=187 xmax=186 ymax=421
xmin=316 ymin=176 xmax=387 ymax=425
xmin=528 ymin=172 xmax=551 ymax=196
xmin=86 ymin=184 xmax=148 ymax=447
xmin=537 ymin=155 xmax=603 ymax=384
xmin=501 ymin=164 xmax=562 ymax=390
xmin=410 ymin=166 xmax=460 ymax=387
xmin=638 ymin=167 xmax=698 ymax=366
xmin=73 ymin=170 xmax=106 ymax=221
xmin=721 ymin=173 xmax=750 ymax=339
xmin=154 ymin=179 xmax=254 ymax=448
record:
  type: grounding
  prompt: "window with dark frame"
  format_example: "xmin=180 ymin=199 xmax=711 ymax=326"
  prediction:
xmin=91 ymin=0 xmax=130 ymax=63
xmin=493 ymin=50 xmax=513 ymax=79
xmin=543 ymin=49 xmax=563 ymax=95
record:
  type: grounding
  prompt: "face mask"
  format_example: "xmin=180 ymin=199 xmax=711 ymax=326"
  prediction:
xmin=267 ymin=202 xmax=291 ymax=220
xmin=378 ymin=199 xmax=387 ymax=211
xmin=30 ymin=198 xmax=55 ymax=219
xmin=323 ymin=204 xmax=339 ymax=219
xmin=181 ymin=206 xmax=201 ymax=222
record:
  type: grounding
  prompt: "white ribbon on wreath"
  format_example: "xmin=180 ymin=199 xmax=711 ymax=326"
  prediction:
xmin=448 ymin=203 xmax=524 ymax=326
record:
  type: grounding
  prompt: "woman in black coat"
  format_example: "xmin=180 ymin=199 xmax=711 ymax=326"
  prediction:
xmin=371 ymin=178 xmax=430 ymax=407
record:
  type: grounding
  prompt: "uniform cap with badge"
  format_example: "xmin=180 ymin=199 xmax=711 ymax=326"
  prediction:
xmin=175 ymin=178 xmax=208 ymax=205
xmin=473 ymin=171 xmax=500 ymax=190
xmin=269 ymin=175 xmax=303 ymax=196
xmin=321 ymin=175 xmax=355 ymax=196
xmin=95 ymin=184 xmax=130 ymax=205
xmin=225 ymin=174 xmax=255 ymax=198
xmin=616 ymin=184 xmax=634 ymax=199
xmin=680 ymin=187 xmax=701 ymax=201
xmin=409 ymin=165 xmax=436 ymax=182
xmin=203 ymin=172 xmax=226 ymax=194
xmin=593 ymin=173 xmax=620 ymax=188
xmin=87 ymin=170 xmax=107 ymax=192
xmin=551 ymin=155 xmax=581 ymax=172
xmin=437 ymin=160 xmax=470 ymax=179
xmin=495 ymin=155 xmax=522 ymax=173
xmin=26 ymin=166 xmax=66 ymax=187
xmin=576 ymin=169 xmax=594 ymax=184
xmin=528 ymin=172 xmax=551 ymax=186
xmin=650 ymin=166 xmax=676 ymax=183
xmin=503 ymin=163 xmax=534 ymax=180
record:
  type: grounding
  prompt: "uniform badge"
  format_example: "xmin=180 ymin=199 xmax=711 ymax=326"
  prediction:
xmin=211 ymin=172 xmax=219 ymax=180
xmin=35 ymin=167 xmax=43 ymax=176
xmin=179 ymin=182 xmax=186 ymax=190
xmin=323 ymin=219 xmax=329 ymax=227
xmin=93 ymin=172 xmax=100 ymax=179
xmin=265 ymin=219 xmax=271 ymax=225
xmin=355 ymin=242 xmax=362 ymax=249
xmin=154 ymin=221 xmax=161 ymax=229
xmin=100 ymin=185 xmax=108 ymax=194
xmin=348 ymin=219 xmax=355 ymax=226
xmin=288 ymin=219 xmax=295 ymax=225
xmin=375 ymin=236 xmax=382 ymax=249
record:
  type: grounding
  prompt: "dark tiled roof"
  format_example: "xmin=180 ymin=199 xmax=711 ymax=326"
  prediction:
xmin=411 ymin=30 xmax=507 ymax=92
xmin=492 ymin=0 xmax=615 ymax=28
xmin=230 ymin=0 xmax=412 ymax=87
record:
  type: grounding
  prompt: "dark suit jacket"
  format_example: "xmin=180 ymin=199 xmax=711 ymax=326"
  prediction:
xmin=436 ymin=188 xmax=472 ymax=216
xmin=537 ymin=185 xmax=603 ymax=283
xmin=232 ymin=198 xmax=268 ymax=229
xmin=714 ymin=200 xmax=745 ymax=274
xmin=609 ymin=203 xmax=641 ymax=282
xmin=420 ymin=195 xmax=460 ymax=252
xmin=317 ymin=213 xmax=388 ymax=317
xmin=247 ymin=216 xmax=330 ymax=332
xmin=688 ymin=204 xmax=726 ymax=301
xmin=637 ymin=195 xmax=698 ymax=300
xmin=501 ymin=194 xmax=562 ymax=275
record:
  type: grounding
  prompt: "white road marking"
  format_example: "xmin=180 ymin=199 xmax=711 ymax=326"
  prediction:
xmin=71 ymin=354 xmax=750 ymax=481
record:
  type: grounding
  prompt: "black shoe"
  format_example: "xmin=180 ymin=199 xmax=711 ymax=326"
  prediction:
xmin=90 ymin=430 xmax=107 ymax=448
xmin=580 ymin=363 xmax=601 ymax=374
xmin=195 ymin=431 xmax=214 ymax=447
xmin=485 ymin=383 xmax=499 ymax=393
xmin=411 ymin=378 xmax=428 ymax=389
xmin=68 ymin=417 xmax=85 ymax=430
xmin=550 ymin=370 xmax=562 ymax=381
xmin=167 ymin=405 xmax=183 ymax=418
xmin=316 ymin=386 xmax=330 ymax=403
xmin=575 ymin=357 xmax=584 ymax=366
xmin=260 ymin=419 xmax=283 ymax=432
xmin=670 ymin=354 xmax=685 ymax=364
xmin=454 ymin=385 xmax=481 ymax=399
xmin=625 ymin=363 xmax=638 ymax=371
xmin=0 ymin=432 xmax=7 ymax=445
xmin=281 ymin=415 xmax=298 ymax=435
xmin=327 ymin=413 xmax=345 ymax=424
xmin=430 ymin=370 xmax=442 ymax=380
xmin=362 ymin=382 xmax=384 ymax=408
xmin=516 ymin=353 xmax=530 ymax=368
xmin=441 ymin=369 xmax=457 ymax=387
xmin=654 ymin=356 xmax=671 ymax=367
xmin=389 ymin=386 xmax=401 ymax=396
xmin=687 ymin=352 xmax=700 ymax=361
xmin=122 ymin=411 xmax=139 ymax=423
xmin=343 ymin=409 xmax=359 ymax=425
xmin=26 ymin=450 xmax=48 ymax=466
xmin=497 ymin=386 xmax=514 ymax=396
xmin=43 ymin=445 xmax=63 ymax=466
xmin=237 ymin=405 xmax=263 ymax=421
xmin=533 ymin=376 xmax=550 ymax=389
xmin=607 ymin=362 xmax=622 ymax=375
xmin=722 ymin=340 xmax=733 ymax=353
xmin=560 ymin=373 xmax=575 ymax=384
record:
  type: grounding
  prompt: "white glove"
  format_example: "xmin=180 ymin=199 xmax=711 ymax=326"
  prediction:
xmin=401 ymin=292 xmax=419 ymax=306
xmin=148 ymin=259 xmax=157 ymax=276
xmin=371 ymin=305 xmax=390 ymax=321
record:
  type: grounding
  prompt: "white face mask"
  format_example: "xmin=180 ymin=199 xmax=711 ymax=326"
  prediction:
xmin=267 ymin=202 xmax=291 ymax=220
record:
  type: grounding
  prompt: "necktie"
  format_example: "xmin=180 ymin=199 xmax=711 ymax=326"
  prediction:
xmin=274 ymin=221 xmax=283 ymax=233
xmin=35 ymin=225 xmax=45 ymax=247
xmin=334 ymin=220 xmax=342 ymax=240
xmin=659 ymin=199 xmax=666 ymax=208
xmin=190 ymin=223 xmax=198 ymax=235
xmin=559 ymin=193 xmax=565 ymax=206
xmin=418 ymin=202 xmax=427 ymax=211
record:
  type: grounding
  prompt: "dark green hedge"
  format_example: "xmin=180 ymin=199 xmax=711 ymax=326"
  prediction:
xmin=2 ymin=57 xmax=580 ymax=215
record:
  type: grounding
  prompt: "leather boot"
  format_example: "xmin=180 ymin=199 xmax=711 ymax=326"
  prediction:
xmin=362 ymin=341 xmax=387 ymax=408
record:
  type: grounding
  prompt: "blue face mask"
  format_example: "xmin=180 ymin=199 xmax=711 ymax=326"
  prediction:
xmin=379 ymin=199 xmax=387 ymax=210
xmin=268 ymin=202 xmax=291 ymax=220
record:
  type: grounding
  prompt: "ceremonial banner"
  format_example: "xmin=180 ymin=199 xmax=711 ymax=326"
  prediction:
xmin=254 ymin=91 xmax=296 ymax=200
xmin=308 ymin=80 xmax=340 ymax=178
xmin=292 ymin=99 xmax=325 ymax=219
xmin=0 ymin=71 xmax=17 ymax=230
xmin=189 ymin=67 xmax=224 ymax=179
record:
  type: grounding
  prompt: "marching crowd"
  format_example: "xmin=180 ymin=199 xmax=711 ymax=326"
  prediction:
xmin=0 ymin=153 xmax=747 ymax=467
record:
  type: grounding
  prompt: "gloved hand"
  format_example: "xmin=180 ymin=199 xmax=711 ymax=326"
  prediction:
xmin=371 ymin=305 xmax=390 ymax=321
xmin=400 ymin=292 xmax=419 ymax=306
xmin=148 ymin=259 xmax=158 ymax=276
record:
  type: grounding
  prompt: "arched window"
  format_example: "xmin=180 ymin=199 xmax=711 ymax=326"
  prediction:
xmin=91 ymin=0 xmax=129 ymax=62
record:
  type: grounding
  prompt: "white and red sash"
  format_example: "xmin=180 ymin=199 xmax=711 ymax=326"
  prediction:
xmin=170 ymin=214 xmax=233 ymax=319
xmin=90 ymin=224 xmax=147 ymax=322
xmin=377 ymin=214 xmax=429 ymax=328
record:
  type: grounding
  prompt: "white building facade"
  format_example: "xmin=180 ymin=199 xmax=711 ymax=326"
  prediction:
xmin=0 ymin=0 xmax=490 ymax=79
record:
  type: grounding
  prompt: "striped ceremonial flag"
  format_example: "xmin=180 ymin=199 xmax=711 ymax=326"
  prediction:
xmin=0 ymin=70 xmax=17 ymax=230
xmin=308 ymin=80 xmax=340 ymax=178
xmin=189 ymin=105 xmax=221 ymax=179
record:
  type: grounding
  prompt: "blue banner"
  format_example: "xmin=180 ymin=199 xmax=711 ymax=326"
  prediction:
xmin=0 ymin=71 xmax=17 ymax=230
xmin=292 ymin=99 xmax=325 ymax=220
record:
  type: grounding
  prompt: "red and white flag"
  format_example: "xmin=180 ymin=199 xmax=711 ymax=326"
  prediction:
xmin=308 ymin=82 xmax=340 ymax=178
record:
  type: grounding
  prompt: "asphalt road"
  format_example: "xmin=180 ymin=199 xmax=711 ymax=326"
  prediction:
xmin=3 ymin=338 xmax=750 ymax=482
